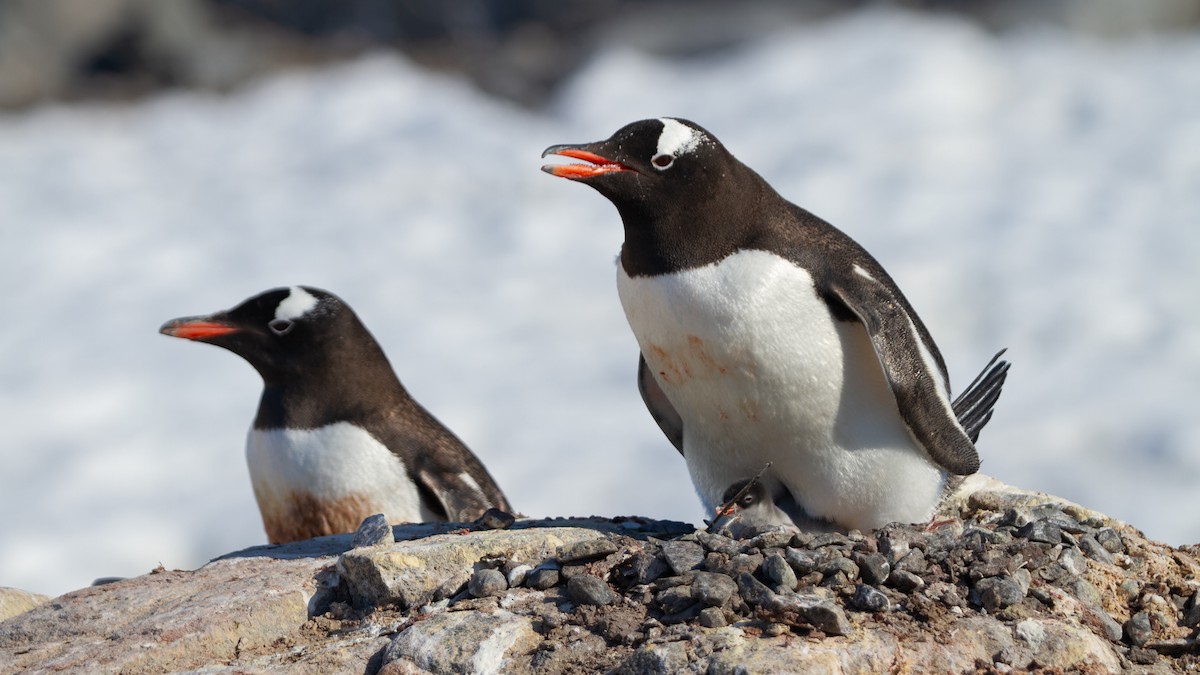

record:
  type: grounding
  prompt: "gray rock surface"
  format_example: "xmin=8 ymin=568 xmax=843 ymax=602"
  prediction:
xmin=3 ymin=478 xmax=1199 ymax=674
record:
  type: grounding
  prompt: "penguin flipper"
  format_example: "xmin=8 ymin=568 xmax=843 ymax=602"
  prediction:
xmin=638 ymin=353 xmax=684 ymax=455
xmin=415 ymin=462 xmax=507 ymax=523
xmin=825 ymin=279 xmax=981 ymax=475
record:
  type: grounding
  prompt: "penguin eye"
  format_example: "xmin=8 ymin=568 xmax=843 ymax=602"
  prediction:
xmin=738 ymin=494 xmax=756 ymax=508
xmin=651 ymin=153 xmax=675 ymax=170
xmin=268 ymin=319 xmax=294 ymax=336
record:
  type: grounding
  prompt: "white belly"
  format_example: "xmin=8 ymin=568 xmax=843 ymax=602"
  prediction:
xmin=247 ymin=422 xmax=435 ymax=533
xmin=617 ymin=249 xmax=945 ymax=530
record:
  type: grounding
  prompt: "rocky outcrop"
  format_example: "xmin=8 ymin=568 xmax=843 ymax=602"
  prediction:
xmin=2 ymin=476 xmax=1199 ymax=674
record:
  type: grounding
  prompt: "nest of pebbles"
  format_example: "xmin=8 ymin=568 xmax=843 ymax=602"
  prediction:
xmin=452 ymin=492 xmax=1200 ymax=670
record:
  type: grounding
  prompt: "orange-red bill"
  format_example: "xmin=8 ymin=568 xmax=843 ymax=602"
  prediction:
xmin=161 ymin=320 xmax=238 ymax=340
xmin=542 ymin=148 xmax=632 ymax=178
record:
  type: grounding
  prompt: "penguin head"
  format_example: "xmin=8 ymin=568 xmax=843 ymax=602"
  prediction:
xmin=541 ymin=117 xmax=730 ymax=208
xmin=160 ymin=286 xmax=368 ymax=385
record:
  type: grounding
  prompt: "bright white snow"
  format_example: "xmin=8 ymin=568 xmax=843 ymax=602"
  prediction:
xmin=1 ymin=9 xmax=1198 ymax=597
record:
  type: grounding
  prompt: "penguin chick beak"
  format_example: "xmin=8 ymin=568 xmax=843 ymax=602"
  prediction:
xmin=541 ymin=145 xmax=635 ymax=179
xmin=160 ymin=316 xmax=239 ymax=341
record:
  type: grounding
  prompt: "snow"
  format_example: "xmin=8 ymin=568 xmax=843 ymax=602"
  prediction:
xmin=1 ymin=9 xmax=1198 ymax=597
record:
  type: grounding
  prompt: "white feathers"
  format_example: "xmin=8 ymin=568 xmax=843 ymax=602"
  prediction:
xmin=656 ymin=118 xmax=702 ymax=157
xmin=274 ymin=286 xmax=319 ymax=321
xmin=617 ymin=250 xmax=945 ymax=530
xmin=246 ymin=422 xmax=436 ymax=524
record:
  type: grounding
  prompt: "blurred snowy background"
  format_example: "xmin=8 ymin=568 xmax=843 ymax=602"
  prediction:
xmin=1 ymin=0 xmax=1198 ymax=597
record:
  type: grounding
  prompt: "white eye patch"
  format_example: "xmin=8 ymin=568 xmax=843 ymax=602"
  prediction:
xmin=275 ymin=286 xmax=319 ymax=321
xmin=656 ymin=118 xmax=701 ymax=158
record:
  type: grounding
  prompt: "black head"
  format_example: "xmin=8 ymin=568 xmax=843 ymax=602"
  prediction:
xmin=160 ymin=286 xmax=382 ymax=387
xmin=721 ymin=479 xmax=770 ymax=513
xmin=542 ymin=118 xmax=765 ymax=275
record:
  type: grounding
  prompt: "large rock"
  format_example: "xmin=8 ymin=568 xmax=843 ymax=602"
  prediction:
xmin=2 ymin=480 xmax=1198 ymax=674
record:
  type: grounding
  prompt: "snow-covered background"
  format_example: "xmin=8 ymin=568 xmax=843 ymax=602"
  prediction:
xmin=2 ymin=9 xmax=1198 ymax=598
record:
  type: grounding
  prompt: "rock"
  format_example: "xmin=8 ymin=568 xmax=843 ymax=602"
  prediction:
xmin=762 ymin=553 xmax=797 ymax=591
xmin=1183 ymin=600 xmax=1200 ymax=628
xmin=557 ymin=538 xmax=619 ymax=564
xmin=886 ymin=569 xmax=925 ymax=593
xmin=659 ymin=540 xmax=705 ymax=576
xmin=1124 ymin=611 xmax=1153 ymax=646
xmin=854 ymin=553 xmax=890 ymax=586
xmin=383 ymin=609 xmax=538 ymax=674
xmin=476 ymin=508 xmax=517 ymax=530
xmin=467 ymin=568 xmax=508 ymax=598
xmin=1016 ymin=520 xmax=1062 ymax=545
xmin=698 ymin=606 xmax=727 ymax=628
xmin=851 ymin=584 xmax=890 ymax=612
xmin=566 ymin=575 xmax=618 ymax=606
xmin=1096 ymin=527 xmax=1125 ymax=553
xmin=973 ymin=576 xmax=1026 ymax=611
xmin=694 ymin=531 xmax=739 ymax=556
xmin=1 ymin=481 xmax=1195 ymax=674
xmin=525 ymin=564 xmax=561 ymax=590
xmin=338 ymin=526 xmax=602 ymax=608
xmin=691 ymin=572 xmax=737 ymax=608
xmin=352 ymin=513 xmax=395 ymax=548
xmin=1077 ymin=533 xmax=1115 ymax=564
xmin=0 ymin=587 xmax=49 ymax=623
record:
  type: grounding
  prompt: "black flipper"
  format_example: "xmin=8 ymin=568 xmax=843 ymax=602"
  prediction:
xmin=638 ymin=353 xmax=684 ymax=455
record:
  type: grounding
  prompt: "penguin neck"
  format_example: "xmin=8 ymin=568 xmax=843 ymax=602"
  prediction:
xmin=617 ymin=164 xmax=777 ymax=278
xmin=253 ymin=352 xmax=413 ymax=431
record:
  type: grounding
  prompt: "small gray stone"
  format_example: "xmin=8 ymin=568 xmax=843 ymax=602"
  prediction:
xmin=698 ymin=606 xmax=727 ymax=628
xmin=660 ymin=540 xmax=706 ymax=575
xmin=974 ymin=576 xmax=1025 ymax=611
xmin=691 ymin=571 xmax=737 ymax=607
xmin=566 ymin=575 xmax=618 ymax=606
xmin=1077 ymin=533 xmax=1115 ymax=564
xmin=655 ymin=584 xmax=696 ymax=615
xmin=809 ymin=532 xmax=852 ymax=548
xmin=1088 ymin=605 xmax=1124 ymax=642
xmin=351 ymin=513 xmax=394 ymax=548
xmin=558 ymin=538 xmax=619 ymax=563
xmin=784 ymin=548 xmax=821 ymax=576
xmin=1066 ymin=578 xmax=1102 ymax=608
xmin=505 ymin=564 xmax=532 ymax=588
xmin=851 ymin=584 xmax=890 ymax=612
xmin=762 ymin=553 xmax=797 ymax=591
xmin=750 ymin=529 xmax=797 ymax=550
xmin=769 ymin=592 xmax=854 ymax=636
xmin=736 ymin=572 xmax=777 ymax=608
xmin=727 ymin=553 xmax=764 ymax=577
xmin=467 ymin=568 xmax=507 ymax=598
xmin=1017 ymin=520 xmax=1062 ymax=545
xmin=1000 ymin=506 xmax=1035 ymax=528
xmin=886 ymin=569 xmax=925 ymax=592
xmin=822 ymin=556 xmax=860 ymax=582
xmin=475 ymin=507 xmax=516 ymax=530
xmin=627 ymin=550 xmax=669 ymax=585
xmin=1183 ymin=600 xmax=1200 ymax=627
xmin=1119 ymin=579 xmax=1141 ymax=602
xmin=1096 ymin=527 xmax=1125 ymax=553
xmin=694 ymin=530 xmax=740 ymax=556
xmin=558 ymin=563 xmax=589 ymax=581
xmin=854 ymin=553 xmax=890 ymax=586
xmin=1124 ymin=611 xmax=1153 ymax=646
xmin=526 ymin=565 xmax=561 ymax=590
xmin=894 ymin=549 xmax=928 ymax=575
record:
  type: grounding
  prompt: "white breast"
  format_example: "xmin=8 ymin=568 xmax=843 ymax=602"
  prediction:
xmin=246 ymin=422 xmax=436 ymax=528
xmin=617 ymin=249 xmax=945 ymax=530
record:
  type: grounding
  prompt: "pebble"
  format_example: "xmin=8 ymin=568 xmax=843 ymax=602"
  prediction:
xmin=691 ymin=571 xmax=737 ymax=607
xmin=762 ymin=553 xmax=797 ymax=591
xmin=1016 ymin=520 xmax=1062 ymax=546
xmin=505 ymin=564 xmax=532 ymax=588
xmin=784 ymin=548 xmax=821 ymax=576
xmin=1124 ymin=611 xmax=1153 ymax=646
xmin=1183 ymin=601 xmax=1200 ymax=628
xmin=854 ymin=553 xmax=890 ymax=586
xmin=526 ymin=565 xmax=561 ymax=590
xmin=660 ymin=540 xmax=706 ymax=575
xmin=698 ymin=607 xmax=727 ymax=628
xmin=974 ymin=576 xmax=1025 ymax=611
xmin=1096 ymin=527 xmax=1125 ymax=553
xmin=467 ymin=568 xmax=508 ymax=598
xmin=809 ymin=532 xmax=852 ymax=549
xmin=694 ymin=531 xmax=740 ymax=556
xmin=626 ymin=550 xmax=669 ymax=585
xmin=567 ymin=575 xmax=619 ymax=606
xmin=770 ymin=593 xmax=853 ymax=636
xmin=735 ymin=572 xmax=777 ymax=608
xmin=750 ymin=529 xmax=797 ymax=550
xmin=1076 ymin=533 xmax=1115 ymax=564
xmin=886 ymin=569 xmax=925 ymax=593
xmin=475 ymin=508 xmax=516 ymax=530
xmin=851 ymin=584 xmax=890 ymax=612
xmin=656 ymin=584 xmax=696 ymax=615
xmin=351 ymin=513 xmax=394 ymax=548
xmin=558 ymin=539 xmax=619 ymax=564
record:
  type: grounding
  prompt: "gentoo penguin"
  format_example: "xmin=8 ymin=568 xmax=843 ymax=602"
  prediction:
xmin=542 ymin=118 xmax=1009 ymax=532
xmin=160 ymin=286 xmax=512 ymax=543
